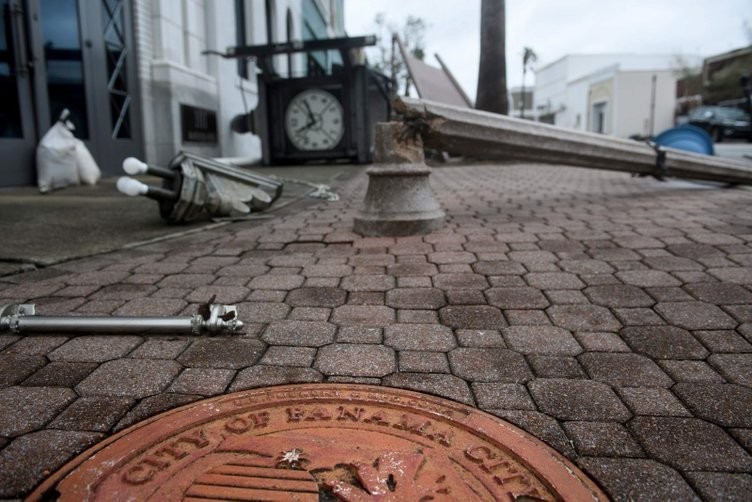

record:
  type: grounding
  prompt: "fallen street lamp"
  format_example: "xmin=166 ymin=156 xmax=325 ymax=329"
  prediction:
xmin=0 ymin=303 xmax=243 ymax=336
xmin=118 ymin=152 xmax=283 ymax=223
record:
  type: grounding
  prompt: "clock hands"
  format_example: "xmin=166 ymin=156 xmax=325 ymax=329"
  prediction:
xmin=295 ymin=99 xmax=320 ymax=134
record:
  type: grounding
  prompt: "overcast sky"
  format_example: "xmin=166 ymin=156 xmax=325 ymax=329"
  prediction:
xmin=344 ymin=0 xmax=751 ymax=101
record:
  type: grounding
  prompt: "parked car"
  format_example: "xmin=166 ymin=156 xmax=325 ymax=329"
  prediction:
xmin=687 ymin=106 xmax=751 ymax=142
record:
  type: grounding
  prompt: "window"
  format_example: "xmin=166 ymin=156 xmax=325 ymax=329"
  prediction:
xmin=592 ymin=102 xmax=607 ymax=134
xmin=235 ymin=0 xmax=248 ymax=78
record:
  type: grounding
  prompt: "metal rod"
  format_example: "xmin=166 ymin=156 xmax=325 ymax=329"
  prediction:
xmin=0 ymin=304 xmax=243 ymax=336
xmin=15 ymin=316 xmax=195 ymax=334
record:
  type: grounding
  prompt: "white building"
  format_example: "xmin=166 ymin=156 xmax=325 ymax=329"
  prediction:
xmin=534 ymin=54 xmax=701 ymax=138
xmin=0 ymin=0 xmax=345 ymax=187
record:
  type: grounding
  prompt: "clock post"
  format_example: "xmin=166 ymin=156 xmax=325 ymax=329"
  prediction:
xmin=354 ymin=122 xmax=445 ymax=236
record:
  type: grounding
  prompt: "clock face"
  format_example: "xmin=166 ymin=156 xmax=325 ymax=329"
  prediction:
xmin=284 ymin=89 xmax=345 ymax=151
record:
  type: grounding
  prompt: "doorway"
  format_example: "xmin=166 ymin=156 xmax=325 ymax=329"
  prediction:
xmin=0 ymin=0 xmax=141 ymax=187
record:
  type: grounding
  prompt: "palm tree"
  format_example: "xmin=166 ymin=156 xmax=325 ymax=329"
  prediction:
xmin=520 ymin=47 xmax=537 ymax=119
xmin=476 ymin=0 xmax=508 ymax=114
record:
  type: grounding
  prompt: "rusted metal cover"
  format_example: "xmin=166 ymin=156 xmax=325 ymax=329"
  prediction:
xmin=31 ymin=384 xmax=608 ymax=501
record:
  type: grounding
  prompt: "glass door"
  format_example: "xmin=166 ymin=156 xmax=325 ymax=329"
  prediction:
xmin=0 ymin=0 xmax=37 ymax=186
xmin=0 ymin=0 xmax=141 ymax=188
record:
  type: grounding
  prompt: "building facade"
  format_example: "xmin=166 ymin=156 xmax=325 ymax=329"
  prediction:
xmin=0 ymin=0 xmax=345 ymax=188
xmin=533 ymin=54 xmax=701 ymax=138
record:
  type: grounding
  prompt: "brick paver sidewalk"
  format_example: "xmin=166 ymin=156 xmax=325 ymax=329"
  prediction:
xmin=1 ymin=163 xmax=752 ymax=500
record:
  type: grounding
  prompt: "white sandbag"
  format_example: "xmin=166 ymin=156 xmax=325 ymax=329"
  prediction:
xmin=36 ymin=120 xmax=79 ymax=193
xmin=74 ymin=139 xmax=101 ymax=185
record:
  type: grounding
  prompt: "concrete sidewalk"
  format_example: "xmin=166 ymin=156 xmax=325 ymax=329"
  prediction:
xmin=1 ymin=162 xmax=752 ymax=500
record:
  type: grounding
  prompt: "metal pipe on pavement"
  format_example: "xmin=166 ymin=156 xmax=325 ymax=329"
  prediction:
xmin=0 ymin=304 xmax=243 ymax=336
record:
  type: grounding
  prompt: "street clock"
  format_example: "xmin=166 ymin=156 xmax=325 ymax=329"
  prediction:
xmin=219 ymin=36 xmax=391 ymax=165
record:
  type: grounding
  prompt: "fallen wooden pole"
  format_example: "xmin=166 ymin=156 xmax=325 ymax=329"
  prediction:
xmin=395 ymin=97 xmax=752 ymax=185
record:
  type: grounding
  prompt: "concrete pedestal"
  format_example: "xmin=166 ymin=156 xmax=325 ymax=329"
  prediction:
xmin=353 ymin=123 xmax=445 ymax=237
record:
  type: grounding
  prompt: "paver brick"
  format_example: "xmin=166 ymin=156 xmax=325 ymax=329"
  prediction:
xmin=563 ymin=421 xmax=643 ymax=457
xmin=445 ymin=288 xmax=486 ymax=305
xmin=384 ymin=323 xmax=455 ymax=351
xmin=168 ymin=368 xmax=235 ymax=395
xmin=490 ymin=410 xmax=575 ymax=459
xmin=673 ymin=382 xmax=752 ymax=427
xmin=617 ymin=387 xmax=690 ymax=416
xmin=485 ymin=287 xmax=549 ymax=309
xmin=0 ymin=354 xmax=47 ymax=386
xmin=666 ymin=243 xmax=724 ymax=259
xmin=383 ymin=373 xmax=473 ymax=405
xmin=501 ymin=326 xmax=581 ymax=355
xmin=693 ymin=330 xmax=752 ymax=352
xmin=527 ymin=355 xmax=586 ymax=378
xmin=237 ymin=302 xmax=291 ymax=322
xmin=525 ymin=272 xmax=584 ymax=289
xmin=248 ymin=274 xmax=305 ymax=290
xmin=229 ymin=366 xmax=323 ymax=391
xmin=448 ymin=348 xmax=532 ymax=382
xmin=261 ymin=320 xmax=336 ymax=347
xmin=504 ymin=309 xmax=551 ymax=325
xmin=336 ymin=326 xmax=382 ymax=343
xmin=487 ymin=275 xmax=527 ymax=287
xmin=114 ymin=298 xmax=187 ymax=316
xmin=684 ymin=282 xmax=752 ymax=304
xmin=645 ymin=286 xmax=694 ymax=302
xmin=579 ymin=352 xmax=673 ymax=387
xmin=0 ymin=431 xmax=104 ymax=498
xmin=387 ymin=263 xmax=438 ymax=277
xmin=655 ymin=301 xmax=737 ymax=330
xmin=507 ymin=250 xmax=556 ymax=262
xmin=178 ymin=339 xmax=265 ymax=368
xmin=472 ymin=261 xmax=526 ymax=275
xmin=49 ymin=396 xmax=134 ymax=432
xmin=90 ymin=284 xmax=157 ymax=301
xmin=686 ymin=472 xmax=752 ymax=502
xmin=620 ymin=326 xmax=708 ymax=359
xmin=22 ymin=361 xmax=97 ymax=387
xmin=114 ymin=393 xmax=202 ymax=432
xmin=385 ymin=288 xmax=445 ymax=309
xmin=157 ymin=274 xmax=215 ymax=288
xmin=709 ymin=354 xmax=752 ymax=386
xmin=658 ymin=360 xmax=725 ymax=383
xmin=398 ymin=351 xmax=450 ymax=373
xmin=629 ymin=416 xmax=752 ymax=471
xmin=455 ymin=329 xmax=505 ymax=347
xmin=471 ymin=382 xmax=535 ymax=410
xmin=315 ymin=344 xmax=395 ymax=377
xmin=528 ymin=378 xmax=631 ymax=421
xmin=546 ymin=305 xmax=621 ymax=331
xmin=439 ymin=305 xmax=506 ymax=329
xmin=613 ymin=308 xmax=666 ymax=326
xmin=330 ymin=305 xmax=395 ymax=326
xmin=584 ymin=285 xmax=655 ymax=307
xmin=185 ymin=286 xmax=249 ymax=303
xmin=302 ymin=264 xmax=353 ymax=277
xmin=48 ymin=336 xmax=143 ymax=362
xmin=428 ymin=251 xmax=476 ymax=264
xmin=0 ymin=386 xmax=77 ymax=437
xmin=76 ymin=359 xmax=181 ymax=398
xmin=616 ymin=270 xmax=681 ymax=287
xmin=286 ymin=287 xmax=346 ymax=307
xmin=708 ymin=267 xmax=752 ymax=284
xmin=433 ymin=273 xmax=489 ymax=289
xmin=129 ymin=339 xmax=191 ymax=359
xmin=577 ymin=458 xmax=699 ymax=502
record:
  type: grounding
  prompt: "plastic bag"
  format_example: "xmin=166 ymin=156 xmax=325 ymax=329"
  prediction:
xmin=74 ymin=138 xmax=101 ymax=185
xmin=36 ymin=112 xmax=79 ymax=193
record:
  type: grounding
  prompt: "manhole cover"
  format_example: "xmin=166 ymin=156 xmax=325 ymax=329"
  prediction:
xmin=32 ymin=384 xmax=608 ymax=501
